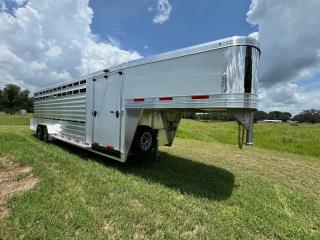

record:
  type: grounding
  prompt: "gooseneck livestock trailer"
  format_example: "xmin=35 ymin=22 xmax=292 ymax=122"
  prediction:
xmin=31 ymin=36 xmax=260 ymax=162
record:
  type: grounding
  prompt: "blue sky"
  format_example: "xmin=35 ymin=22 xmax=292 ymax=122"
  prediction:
xmin=89 ymin=0 xmax=257 ymax=56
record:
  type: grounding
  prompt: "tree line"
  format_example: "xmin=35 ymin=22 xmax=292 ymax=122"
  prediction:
xmin=184 ymin=110 xmax=320 ymax=124
xmin=0 ymin=84 xmax=33 ymax=114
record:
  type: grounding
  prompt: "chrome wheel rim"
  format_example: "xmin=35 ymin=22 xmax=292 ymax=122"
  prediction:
xmin=140 ymin=132 xmax=153 ymax=151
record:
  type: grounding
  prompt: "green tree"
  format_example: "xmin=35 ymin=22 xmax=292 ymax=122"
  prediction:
xmin=293 ymin=109 xmax=320 ymax=123
xmin=254 ymin=111 xmax=269 ymax=121
xmin=0 ymin=89 xmax=3 ymax=111
xmin=0 ymin=84 xmax=34 ymax=114
xmin=269 ymin=111 xmax=292 ymax=122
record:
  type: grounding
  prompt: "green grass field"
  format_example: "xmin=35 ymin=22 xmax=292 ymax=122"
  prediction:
xmin=0 ymin=114 xmax=319 ymax=239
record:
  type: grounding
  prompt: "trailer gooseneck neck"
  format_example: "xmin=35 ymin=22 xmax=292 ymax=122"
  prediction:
xmin=31 ymin=36 xmax=261 ymax=162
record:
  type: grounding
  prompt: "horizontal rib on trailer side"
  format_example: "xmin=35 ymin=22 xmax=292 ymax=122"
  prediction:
xmin=33 ymin=79 xmax=88 ymax=143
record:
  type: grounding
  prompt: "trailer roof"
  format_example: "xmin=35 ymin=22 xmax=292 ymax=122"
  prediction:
xmin=34 ymin=36 xmax=259 ymax=95
xmin=111 ymin=36 xmax=260 ymax=71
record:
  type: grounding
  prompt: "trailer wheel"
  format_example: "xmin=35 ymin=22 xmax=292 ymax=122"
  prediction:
xmin=43 ymin=127 xmax=49 ymax=142
xmin=133 ymin=126 xmax=155 ymax=155
xmin=36 ymin=126 xmax=44 ymax=141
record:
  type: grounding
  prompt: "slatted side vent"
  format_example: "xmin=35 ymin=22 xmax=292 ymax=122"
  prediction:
xmin=33 ymin=79 xmax=88 ymax=125
xmin=34 ymin=79 xmax=87 ymax=100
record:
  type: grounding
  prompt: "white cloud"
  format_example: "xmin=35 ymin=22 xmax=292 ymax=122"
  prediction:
xmin=0 ymin=0 xmax=6 ymax=11
xmin=248 ymin=32 xmax=259 ymax=41
xmin=259 ymin=83 xmax=320 ymax=115
xmin=247 ymin=0 xmax=320 ymax=113
xmin=107 ymin=36 xmax=121 ymax=48
xmin=151 ymin=0 xmax=172 ymax=24
xmin=0 ymin=0 xmax=141 ymax=92
xmin=12 ymin=0 xmax=28 ymax=7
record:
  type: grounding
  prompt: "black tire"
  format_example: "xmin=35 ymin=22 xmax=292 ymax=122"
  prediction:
xmin=133 ymin=126 xmax=155 ymax=155
xmin=43 ymin=127 xmax=49 ymax=142
xmin=36 ymin=126 xmax=44 ymax=141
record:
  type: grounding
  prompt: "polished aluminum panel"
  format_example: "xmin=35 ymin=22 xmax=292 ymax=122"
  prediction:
xmin=251 ymin=48 xmax=260 ymax=95
xmin=33 ymin=79 xmax=87 ymax=141
xmin=222 ymin=46 xmax=260 ymax=95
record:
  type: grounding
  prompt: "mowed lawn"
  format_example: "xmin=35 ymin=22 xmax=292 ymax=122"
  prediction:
xmin=0 ymin=114 xmax=319 ymax=239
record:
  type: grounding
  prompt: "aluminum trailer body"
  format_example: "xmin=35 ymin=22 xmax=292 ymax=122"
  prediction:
xmin=31 ymin=36 xmax=260 ymax=162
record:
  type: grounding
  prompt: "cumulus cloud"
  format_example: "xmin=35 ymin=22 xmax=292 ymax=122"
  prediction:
xmin=258 ymin=83 xmax=320 ymax=115
xmin=0 ymin=0 xmax=141 ymax=91
xmin=150 ymin=0 xmax=172 ymax=24
xmin=247 ymin=0 xmax=320 ymax=113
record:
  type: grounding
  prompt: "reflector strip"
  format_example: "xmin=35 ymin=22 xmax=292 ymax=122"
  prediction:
xmin=159 ymin=97 xmax=173 ymax=101
xmin=192 ymin=95 xmax=209 ymax=100
xmin=134 ymin=98 xmax=145 ymax=102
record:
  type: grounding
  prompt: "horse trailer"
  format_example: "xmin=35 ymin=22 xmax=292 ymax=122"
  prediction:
xmin=31 ymin=36 xmax=261 ymax=162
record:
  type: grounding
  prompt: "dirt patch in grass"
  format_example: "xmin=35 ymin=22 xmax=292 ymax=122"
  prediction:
xmin=0 ymin=157 xmax=37 ymax=220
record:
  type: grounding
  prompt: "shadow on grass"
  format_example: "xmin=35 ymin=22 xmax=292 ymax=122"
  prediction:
xmin=48 ymin=138 xmax=235 ymax=200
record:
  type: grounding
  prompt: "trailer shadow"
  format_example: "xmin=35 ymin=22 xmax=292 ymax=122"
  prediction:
xmin=49 ymin=139 xmax=235 ymax=201
xmin=125 ymin=153 xmax=235 ymax=200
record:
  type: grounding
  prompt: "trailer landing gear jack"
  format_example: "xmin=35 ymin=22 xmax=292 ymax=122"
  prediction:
xmin=229 ymin=110 xmax=255 ymax=149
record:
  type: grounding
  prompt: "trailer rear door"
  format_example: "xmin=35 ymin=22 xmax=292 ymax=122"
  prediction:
xmin=92 ymin=74 xmax=122 ymax=157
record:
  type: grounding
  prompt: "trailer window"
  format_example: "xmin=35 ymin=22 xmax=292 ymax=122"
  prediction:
xmin=244 ymin=46 xmax=253 ymax=93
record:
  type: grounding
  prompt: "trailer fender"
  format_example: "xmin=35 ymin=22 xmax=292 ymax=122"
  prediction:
xmin=36 ymin=124 xmax=61 ymax=142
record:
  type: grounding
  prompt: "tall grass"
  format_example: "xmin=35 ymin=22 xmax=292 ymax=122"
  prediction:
xmin=177 ymin=120 xmax=320 ymax=158
xmin=0 ymin=112 xmax=31 ymax=126
xmin=0 ymin=114 xmax=319 ymax=239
